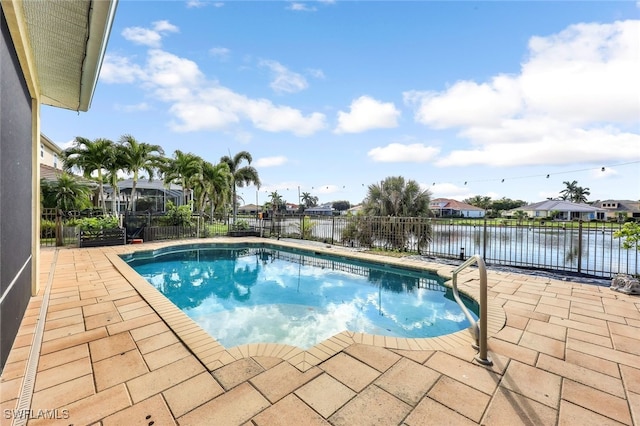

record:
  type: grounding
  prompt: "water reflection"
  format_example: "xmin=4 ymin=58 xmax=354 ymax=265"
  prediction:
xmin=128 ymin=246 xmax=474 ymax=347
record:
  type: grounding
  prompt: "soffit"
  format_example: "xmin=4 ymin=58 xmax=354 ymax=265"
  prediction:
xmin=21 ymin=0 xmax=117 ymax=111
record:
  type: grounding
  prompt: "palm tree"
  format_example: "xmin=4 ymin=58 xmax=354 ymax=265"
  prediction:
xmin=220 ymin=151 xmax=261 ymax=222
xmin=193 ymin=160 xmax=231 ymax=216
xmin=162 ymin=150 xmax=202 ymax=208
xmin=62 ymin=137 xmax=114 ymax=215
xmin=44 ymin=173 xmax=92 ymax=211
xmin=269 ymin=191 xmax=284 ymax=215
xmin=560 ymin=180 xmax=590 ymax=203
xmin=572 ymin=186 xmax=591 ymax=204
xmin=463 ymin=195 xmax=492 ymax=210
xmin=363 ymin=176 xmax=431 ymax=217
xmin=119 ymin=135 xmax=165 ymax=211
xmin=301 ymin=192 xmax=318 ymax=208
xmin=103 ymin=144 xmax=127 ymax=214
xmin=560 ymin=180 xmax=578 ymax=201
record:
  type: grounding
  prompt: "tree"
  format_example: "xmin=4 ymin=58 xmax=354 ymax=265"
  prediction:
xmin=268 ymin=191 xmax=284 ymax=214
xmin=614 ymin=222 xmax=640 ymax=251
xmin=103 ymin=144 xmax=127 ymax=214
xmin=162 ymin=150 xmax=202 ymax=207
xmin=220 ymin=151 xmax=261 ymax=222
xmin=513 ymin=210 xmax=528 ymax=224
xmin=363 ymin=176 xmax=431 ymax=217
xmin=463 ymin=195 xmax=493 ymax=210
xmin=344 ymin=176 xmax=432 ymax=252
xmin=41 ymin=174 xmax=92 ymax=211
xmin=301 ymin=192 xmax=318 ymax=208
xmin=119 ymin=134 xmax=165 ymax=211
xmin=193 ymin=160 xmax=231 ymax=217
xmin=490 ymin=197 xmax=527 ymax=212
xmin=62 ymin=137 xmax=114 ymax=215
xmin=560 ymin=180 xmax=590 ymax=203
xmin=572 ymin=186 xmax=591 ymax=204
xmin=332 ymin=200 xmax=351 ymax=212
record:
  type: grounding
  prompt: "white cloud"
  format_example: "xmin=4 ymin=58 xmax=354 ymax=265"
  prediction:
xmin=335 ymin=96 xmax=400 ymax=134
xmin=121 ymin=21 xmax=178 ymax=48
xmin=316 ymin=185 xmax=339 ymax=194
xmin=153 ymin=20 xmax=179 ymax=33
xmin=260 ymin=60 xmax=308 ymax=94
xmin=186 ymin=0 xmax=206 ymax=8
xmin=406 ymin=20 xmax=640 ymax=167
xmin=368 ymin=143 xmax=440 ymax=163
xmin=428 ymin=183 xmax=474 ymax=200
xmin=538 ymin=190 xmax=561 ymax=200
xmin=255 ymin=156 xmax=288 ymax=167
xmin=592 ymin=166 xmax=619 ymax=179
xmin=115 ymin=102 xmax=151 ymax=113
xmin=307 ymin=68 xmax=325 ymax=79
xmin=210 ymin=47 xmax=231 ymax=60
xmin=106 ymin=45 xmax=327 ymax=136
xmin=100 ymin=54 xmax=145 ymax=83
xmin=288 ymin=2 xmax=317 ymax=12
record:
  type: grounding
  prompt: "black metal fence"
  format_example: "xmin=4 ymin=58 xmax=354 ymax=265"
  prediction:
xmin=40 ymin=209 xmax=80 ymax=247
xmin=41 ymin=209 xmax=637 ymax=278
xmin=249 ymin=215 xmax=637 ymax=278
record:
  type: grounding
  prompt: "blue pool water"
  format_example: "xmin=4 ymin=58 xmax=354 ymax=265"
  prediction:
xmin=123 ymin=244 xmax=478 ymax=349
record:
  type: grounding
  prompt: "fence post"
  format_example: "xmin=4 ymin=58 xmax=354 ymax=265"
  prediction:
xmin=300 ymin=215 xmax=304 ymax=240
xmin=577 ymin=220 xmax=583 ymax=274
xmin=331 ymin=216 xmax=335 ymax=245
xmin=482 ymin=218 xmax=488 ymax=259
xmin=55 ymin=209 xmax=63 ymax=247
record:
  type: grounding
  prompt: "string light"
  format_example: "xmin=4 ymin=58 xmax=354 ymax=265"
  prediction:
xmin=251 ymin=161 xmax=636 ymax=195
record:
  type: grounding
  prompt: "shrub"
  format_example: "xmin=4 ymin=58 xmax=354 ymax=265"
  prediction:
xmin=163 ymin=201 xmax=193 ymax=226
xmin=614 ymin=222 xmax=640 ymax=251
xmin=234 ymin=219 xmax=250 ymax=230
xmin=41 ymin=219 xmax=56 ymax=238
xmin=77 ymin=216 xmax=120 ymax=231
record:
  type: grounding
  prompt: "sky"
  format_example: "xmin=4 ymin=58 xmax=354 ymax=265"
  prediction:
xmin=41 ymin=1 xmax=640 ymax=207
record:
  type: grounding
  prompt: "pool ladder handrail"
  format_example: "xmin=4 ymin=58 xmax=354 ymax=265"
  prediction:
xmin=451 ymin=254 xmax=493 ymax=366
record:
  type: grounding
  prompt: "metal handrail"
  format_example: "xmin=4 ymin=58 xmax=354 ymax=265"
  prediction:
xmin=451 ymin=254 xmax=492 ymax=366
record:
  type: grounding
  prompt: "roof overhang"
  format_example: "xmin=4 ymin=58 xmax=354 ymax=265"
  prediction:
xmin=2 ymin=0 xmax=118 ymax=112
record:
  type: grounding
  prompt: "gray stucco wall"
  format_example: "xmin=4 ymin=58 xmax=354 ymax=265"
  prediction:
xmin=1 ymin=8 xmax=34 ymax=372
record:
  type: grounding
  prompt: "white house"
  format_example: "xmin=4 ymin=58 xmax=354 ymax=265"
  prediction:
xmin=430 ymin=198 xmax=486 ymax=218
xmin=507 ymin=200 xmax=605 ymax=221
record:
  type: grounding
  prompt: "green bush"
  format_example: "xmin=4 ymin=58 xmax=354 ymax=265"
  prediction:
xmin=41 ymin=219 xmax=56 ymax=238
xmin=234 ymin=219 xmax=250 ymax=230
xmin=77 ymin=216 xmax=120 ymax=231
xmin=162 ymin=201 xmax=193 ymax=226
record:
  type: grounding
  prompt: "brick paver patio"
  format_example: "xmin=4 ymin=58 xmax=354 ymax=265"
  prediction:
xmin=1 ymin=238 xmax=639 ymax=425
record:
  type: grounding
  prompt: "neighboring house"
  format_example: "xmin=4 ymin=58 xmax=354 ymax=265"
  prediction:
xmin=506 ymin=200 xmax=605 ymax=221
xmin=0 ymin=0 xmax=117 ymax=371
xmin=238 ymin=204 xmax=261 ymax=215
xmin=103 ymin=179 xmax=186 ymax=213
xmin=304 ymin=204 xmax=335 ymax=216
xmin=285 ymin=203 xmax=298 ymax=213
xmin=591 ymin=200 xmax=640 ymax=221
xmin=430 ymin=198 xmax=486 ymax=218
xmin=40 ymin=134 xmax=62 ymax=169
xmin=345 ymin=204 xmax=363 ymax=215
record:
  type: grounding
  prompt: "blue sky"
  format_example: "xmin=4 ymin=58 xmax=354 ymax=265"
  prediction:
xmin=41 ymin=1 xmax=640 ymax=207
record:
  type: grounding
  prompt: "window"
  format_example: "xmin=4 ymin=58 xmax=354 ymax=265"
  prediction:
xmin=53 ymin=154 xmax=58 ymax=168
xmin=40 ymin=144 xmax=44 ymax=158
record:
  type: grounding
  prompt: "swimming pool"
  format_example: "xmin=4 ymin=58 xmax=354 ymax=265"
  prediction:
xmin=123 ymin=243 xmax=478 ymax=349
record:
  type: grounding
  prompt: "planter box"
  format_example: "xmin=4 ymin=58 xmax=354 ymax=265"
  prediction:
xmin=79 ymin=227 xmax=126 ymax=248
xmin=228 ymin=229 xmax=260 ymax=237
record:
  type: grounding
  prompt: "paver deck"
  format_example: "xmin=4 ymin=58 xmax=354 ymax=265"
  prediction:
xmin=1 ymin=238 xmax=639 ymax=425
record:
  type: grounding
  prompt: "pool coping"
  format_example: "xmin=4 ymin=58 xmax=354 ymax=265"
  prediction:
xmin=106 ymin=237 xmax=506 ymax=372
